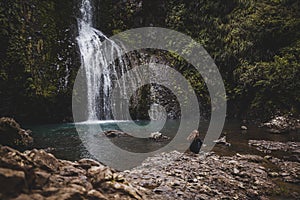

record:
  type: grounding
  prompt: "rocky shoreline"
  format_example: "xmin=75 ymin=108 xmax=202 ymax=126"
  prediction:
xmin=261 ymin=115 xmax=300 ymax=134
xmin=0 ymin=145 xmax=299 ymax=200
xmin=249 ymin=140 xmax=300 ymax=154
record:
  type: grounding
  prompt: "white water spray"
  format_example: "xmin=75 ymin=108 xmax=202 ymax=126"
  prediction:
xmin=77 ymin=0 xmax=130 ymax=121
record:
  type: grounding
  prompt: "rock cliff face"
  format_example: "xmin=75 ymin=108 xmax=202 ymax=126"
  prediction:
xmin=0 ymin=146 xmax=145 ymax=200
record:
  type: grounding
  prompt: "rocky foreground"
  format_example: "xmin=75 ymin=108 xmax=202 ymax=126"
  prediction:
xmin=0 ymin=145 xmax=299 ymax=200
xmin=123 ymin=151 xmax=300 ymax=200
xmin=0 ymin=146 xmax=145 ymax=200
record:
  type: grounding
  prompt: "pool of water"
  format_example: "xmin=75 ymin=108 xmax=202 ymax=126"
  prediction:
xmin=24 ymin=119 xmax=300 ymax=198
xmin=26 ymin=119 xmax=299 ymax=165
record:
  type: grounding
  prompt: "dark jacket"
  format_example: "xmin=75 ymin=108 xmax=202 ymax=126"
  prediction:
xmin=189 ymin=137 xmax=202 ymax=154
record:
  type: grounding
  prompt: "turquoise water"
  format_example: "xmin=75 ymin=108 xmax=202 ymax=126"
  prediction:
xmin=28 ymin=120 xmax=183 ymax=162
xmin=27 ymin=120 xmax=300 ymax=165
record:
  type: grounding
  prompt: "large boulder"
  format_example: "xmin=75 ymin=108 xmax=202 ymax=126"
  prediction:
xmin=0 ymin=117 xmax=33 ymax=148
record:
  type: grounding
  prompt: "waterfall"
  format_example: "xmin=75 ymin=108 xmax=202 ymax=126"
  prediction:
xmin=76 ymin=0 xmax=130 ymax=121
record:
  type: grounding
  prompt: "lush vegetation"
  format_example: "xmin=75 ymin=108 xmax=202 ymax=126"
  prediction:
xmin=0 ymin=0 xmax=299 ymax=123
xmin=0 ymin=0 xmax=79 ymax=123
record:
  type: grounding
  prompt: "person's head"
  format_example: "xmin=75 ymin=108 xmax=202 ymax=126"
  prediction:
xmin=187 ymin=130 xmax=200 ymax=141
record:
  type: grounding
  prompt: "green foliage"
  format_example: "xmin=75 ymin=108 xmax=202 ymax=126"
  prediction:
xmin=0 ymin=0 xmax=299 ymax=122
xmin=0 ymin=0 xmax=79 ymax=123
xmin=234 ymin=40 xmax=300 ymax=117
xmin=162 ymin=0 xmax=300 ymax=118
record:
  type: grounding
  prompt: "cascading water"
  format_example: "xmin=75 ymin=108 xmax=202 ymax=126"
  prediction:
xmin=76 ymin=0 xmax=130 ymax=121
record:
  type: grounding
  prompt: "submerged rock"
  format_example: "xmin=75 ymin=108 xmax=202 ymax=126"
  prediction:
xmin=149 ymin=132 xmax=170 ymax=142
xmin=101 ymin=130 xmax=132 ymax=138
xmin=0 ymin=117 xmax=33 ymax=148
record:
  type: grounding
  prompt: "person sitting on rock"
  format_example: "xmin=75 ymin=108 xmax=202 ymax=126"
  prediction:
xmin=187 ymin=130 xmax=202 ymax=154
